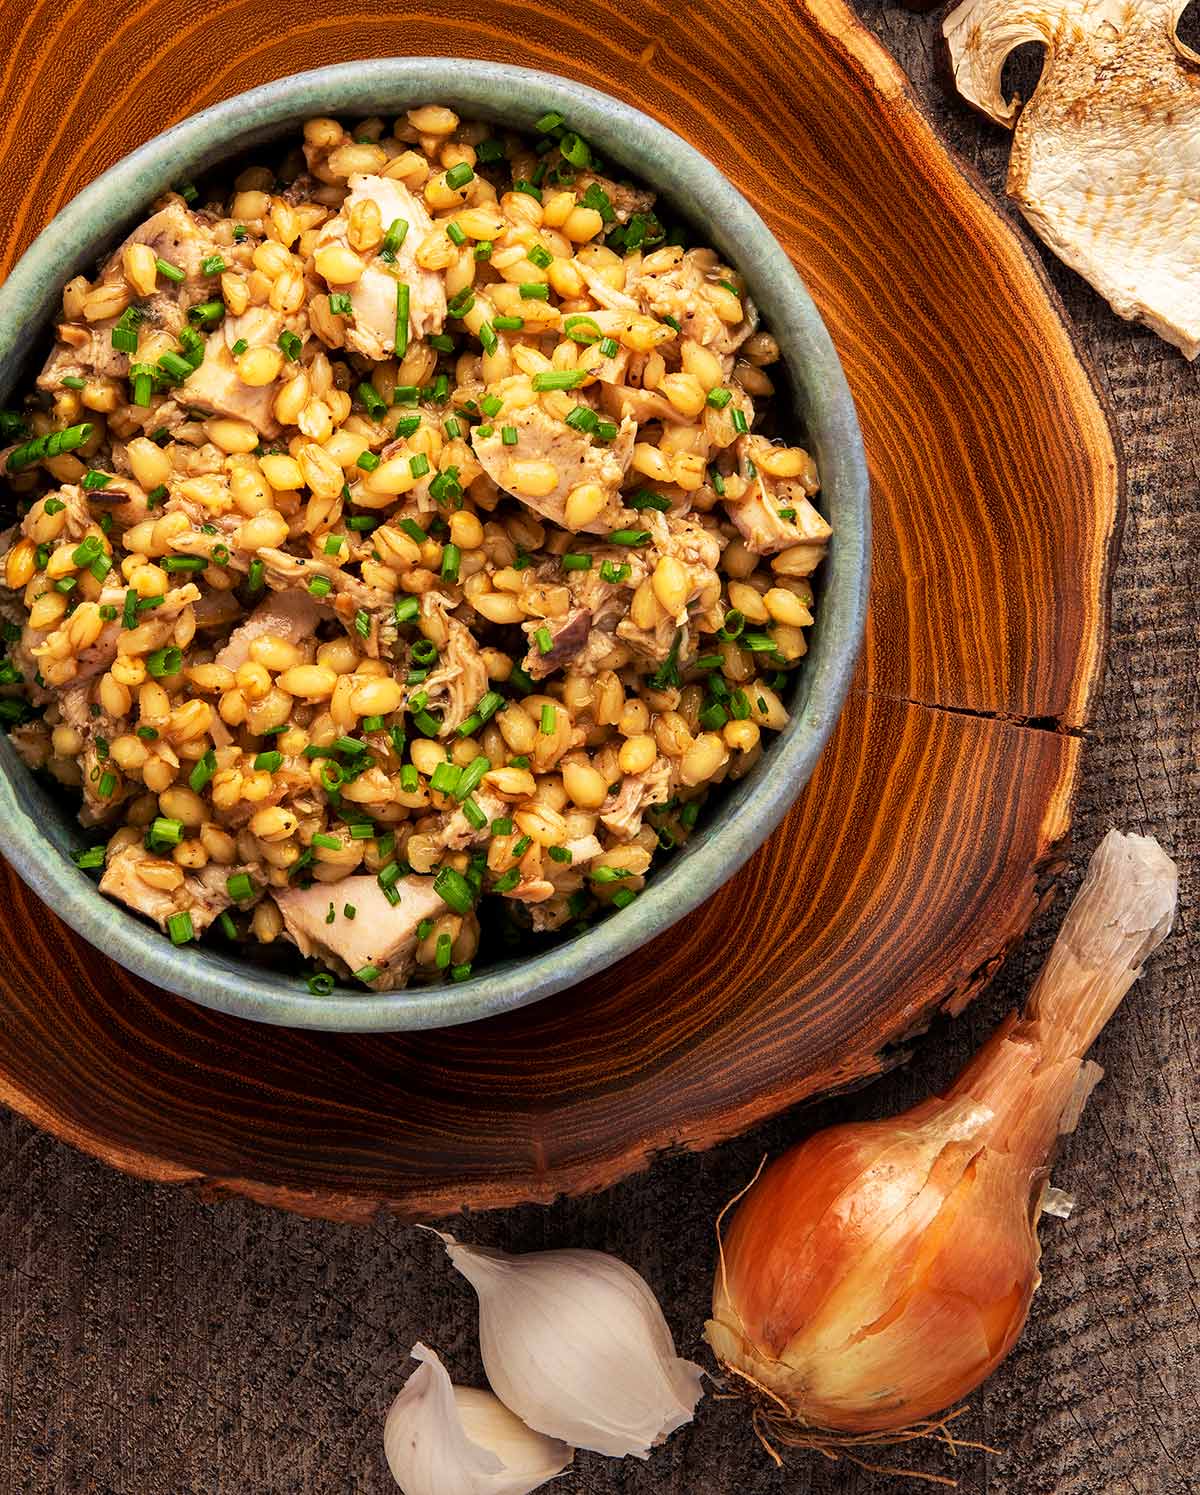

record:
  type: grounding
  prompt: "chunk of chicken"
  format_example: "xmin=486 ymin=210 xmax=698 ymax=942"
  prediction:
xmin=519 ymin=547 xmax=650 ymax=678
xmin=180 ymin=341 xmax=282 ymax=437
xmin=471 ymin=406 xmax=637 ymax=533
xmin=215 ymin=590 xmax=327 ymax=671
xmin=577 ymin=262 xmax=640 ymax=313
xmin=21 ymin=486 xmax=92 ymax=544
xmin=432 ymin=787 xmax=510 ymax=853
xmin=630 ymin=249 xmax=758 ymax=358
xmin=574 ymin=172 xmax=656 ymax=225
xmin=599 ymin=759 xmax=673 ymax=838
xmin=726 ymin=435 xmax=830 ymax=557
xmin=37 ymin=203 xmax=228 ymax=392
xmin=418 ymin=597 xmax=489 ymax=736
xmin=255 ymin=547 xmax=391 ymax=655
xmin=100 ymin=841 xmax=246 ymax=936
xmin=274 ymin=872 xmax=446 ymax=989
xmin=314 ymin=175 xmax=447 ymax=360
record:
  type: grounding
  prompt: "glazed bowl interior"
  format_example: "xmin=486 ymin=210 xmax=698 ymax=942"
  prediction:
xmin=0 ymin=59 xmax=869 ymax=1031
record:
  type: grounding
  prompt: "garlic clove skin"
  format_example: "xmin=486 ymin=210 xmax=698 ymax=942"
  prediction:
xmin=439 ymin=1233 xmax=705 ymax=1459
xmin=383 ymin=1342 xmax=573 ymax=1495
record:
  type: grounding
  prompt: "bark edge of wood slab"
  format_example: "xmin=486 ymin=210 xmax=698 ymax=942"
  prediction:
xmin=0 ymin=0 xmax=1120 ymax=1222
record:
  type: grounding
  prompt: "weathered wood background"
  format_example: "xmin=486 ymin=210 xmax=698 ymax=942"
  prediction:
xmin=1 ymin=3 xmax=1196 ymax=1491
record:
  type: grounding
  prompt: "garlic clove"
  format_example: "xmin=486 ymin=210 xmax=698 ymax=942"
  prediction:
xmin=383 ymin=1342 xmax=572 ymax=1495
xmin=438 ymin=1233 xmax=705 ymax=1459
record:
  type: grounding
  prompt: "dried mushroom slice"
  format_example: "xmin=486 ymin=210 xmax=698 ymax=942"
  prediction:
xmin=944 ymin=0 xmax=1200 ymax=356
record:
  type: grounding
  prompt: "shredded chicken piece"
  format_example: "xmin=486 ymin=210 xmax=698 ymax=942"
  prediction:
xmin=215 ymin=590 xmax=327 ymax=671
xmin=471 ymin=406 xmax=636 ymax=533
xmin=727 ymin=435 xmax=830 ymax=558
xmin=179 ymin=342 xmax=282 ymax=437
xmin=599 ymin=760 xmax=673 ymax=838
xmin=417 ymin=597 xmax=489 ymax=736
xmin=255 ymin=547 xmax=391 ymax=655
xmin=100 ymin=840 xmax=247 ymax=935
xmin=275 ymin=872 xmax=446 ymax=988
xmin=314 ymin=175 xmax=447 ymax=358
xmin=631 ymin=249 xmax=758 ymax=357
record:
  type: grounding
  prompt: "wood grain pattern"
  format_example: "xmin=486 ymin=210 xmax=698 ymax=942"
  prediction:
xmin=0 ymin=0 xmax=1119 ymax=1220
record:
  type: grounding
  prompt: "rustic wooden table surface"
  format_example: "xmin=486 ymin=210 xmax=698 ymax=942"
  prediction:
xmin=1 ymin=5 xmax=1196 ymax=1493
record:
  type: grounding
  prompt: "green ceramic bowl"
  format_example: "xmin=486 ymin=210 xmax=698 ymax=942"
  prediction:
xmin=0 ymin=60 xmax=868 ymax=1031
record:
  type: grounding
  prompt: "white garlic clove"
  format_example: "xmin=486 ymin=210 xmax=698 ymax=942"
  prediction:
xmin=438 ymin=1233 xmax=705 ymax=1459
xmin=383 ymin=1342 xmax=573 ymax=1495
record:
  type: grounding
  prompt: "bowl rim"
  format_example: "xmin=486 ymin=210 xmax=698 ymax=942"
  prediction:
xmin=0 ymin=58 xmax=869 ymax=1031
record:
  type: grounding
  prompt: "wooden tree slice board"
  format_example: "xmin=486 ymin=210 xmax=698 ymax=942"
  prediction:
xmin=0 ymin=0 xmax=1119 ymax=1221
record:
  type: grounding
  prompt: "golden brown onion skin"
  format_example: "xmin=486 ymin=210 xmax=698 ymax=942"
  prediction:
xmin=706 ymin=1099 xmax=1039 ymax=1433
xmin=706 ymin=832 xmax=1179 ymax=1436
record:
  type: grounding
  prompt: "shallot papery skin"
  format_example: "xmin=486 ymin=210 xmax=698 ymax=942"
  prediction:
xmin=705 ymin=830 xmax=1177 ymax=1434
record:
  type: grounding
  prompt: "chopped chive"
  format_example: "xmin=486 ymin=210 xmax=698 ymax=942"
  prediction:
xmin=434 ymin=932 xmax=453 ymax=968
xmin=346 ymin=515 xmax=377 ymax=531
xmin=599 ymin=559 xmax=631 ymax=583
xmin=445 ymin=161 xmax=474 ymax=190
xmin=494 ymin=867 xmax=520 ymax=893
xmin=358 ymin=382 xmax=387 ymax=419
xmin=478 ymin=321 xmax=498 ymax=355
xmin=167 ymin=911 xmax=194 ymax=944
xmin=493 ymin=314 xmax=525 ymax=332
xmin=562 ymin=552 xmax=592 ymax=570
xmin=548 ymin=844 xmax=573 ymax=863
xmin=514 ymin=180 xmax=542 ymax=202
xmin=392 ymin=384 xmax=419 ymax=406
xmin=429 ymin=333 xmax=456 ymax=353
xmin=581 ymin=182 xmax=615 ymax=223
xmin=440 ymin=543 xmax=461 ymax=583
xmin=443 ymin=416 xmax=463 ymax=439
xmin=527 ymin=243 xmax=553 ymax=270
xmin=563 ymin=313 xmax=601 ymax=344
xmin=501 ymin=425 xmax=518 ymax=446
xmin=162 ymin=555 xmax=207 ymax=572
xmin=247 ymin=558 xmax=265 ymax=593
xmin=393 ymin=415 xmax=422 ymax=440
xmin=189 ymin=748 xmax=217 ymax=791
xmin=394 ymin=595 xmax=420 ymax=624
xmin=540 ymin=703 xmax=556 ymax=734
xmin=73 ymin=846 xmax=107 ymax=870
xmin=535 ymin=110 xmax=565 ymax=132
xmin=534 ymin=625 xmax=553 ymax=655
xmin=430 ymin=761 xmax=462 ymax=796
xmin=707 ymin=387 xmax=733 ymax=409
xmin=709 ymin=467 xmax=726 ymax=496
xmin=60 ymin=375 xmax=86 ymax=390
xmin=146 ymin=646 xmax=181 ymax=677
xmin=594 ymin=418 xmax=618 ymax=441
xmin=392 ymin=281 xmax=411 ymax=360
xmin=226 ymin=872 xmax=254 ymax=901
xmin=307 ymin=972 xmax=334 ymax=994
xmin=447 ymin=287 xmax=475 ymax=319
xmin=155 ymin=257 xmax=185 ymax=283
xmin=598 ymin=337 xmax=620 ymax=357
xmin=329 ymin=291 xmax=354 ymax=315
xmin=559 ymin=131 xmax=591 ymax=167
xmin=148 ymin=816 xmax=184 ymax=847
xmin=187 ymin=300 xmax=224 ymax=326
xmin=445 ymin=221 xmax=466 ymax=246
xmin=732 ymin=408 xmax=749 ymax=434
xmin=518 ymin=282 xmax=550 ymax=300
xmin=628 ymin=488 xmax=670 ymax=511
xmin=434 ymin=864 xmax=475 ymax=914
xmin=307 ymin=575 xmax=332 ymax=597
xmin=611 ymin=887 xmax=638 ymax=909
xmin=531 ymin=369 xmax=588 ymax=393
xmin=354 ymin=608 xmax=371 ymax=638
xmin=379 ymin=217 xmax=410 ymax=260
xmin=355 ymin=964 xmax=381 ymax=984
xmin=608 ymin=528 xmax=650 ymax=546
xmin=200 ymin=254 xmax=226 ymax=276
xmin=409 ymin=452 xmax=430 ymax=479
xmin=278 ymin=329 xmax=302 ymax=361
xmin=460 ymin=796 xmax=486 ymax=831
xmin=474 ymin=239 xmax=494 ymax=260
xmin=254 ymin=749 xmax=283 ymax=772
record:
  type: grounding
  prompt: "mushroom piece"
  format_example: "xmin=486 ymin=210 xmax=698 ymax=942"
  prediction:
xmin=943 ymin=0 xmax=1200 ymax=356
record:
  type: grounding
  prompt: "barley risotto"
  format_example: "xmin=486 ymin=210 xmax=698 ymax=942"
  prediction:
xmin=0 ymin=105 xmax=832 ymax=993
